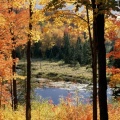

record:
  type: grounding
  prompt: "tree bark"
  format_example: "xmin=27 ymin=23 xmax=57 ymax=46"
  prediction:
xmin=26 ymin=39 xmax=31 ymax=120
xmin=86 ymin=5 xmax=97 ymax=120
xmin=92 ymin=18 xmax=97 ymax=120
xmin=90 ymin=0 xmax=98 ymax=119
xmin=96 ymin=4 xmax=108 ymax=120
xmin=26 ymin=1 xmax=32 ymax=120
xmin=12 ymin=47 xmax=17 ymax=110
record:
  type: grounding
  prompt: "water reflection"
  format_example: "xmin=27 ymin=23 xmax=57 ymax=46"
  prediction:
xmin=35 ymin=83 xmax=113 ymax=105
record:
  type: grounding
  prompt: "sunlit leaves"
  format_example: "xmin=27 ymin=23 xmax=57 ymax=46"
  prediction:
xmin=32 ymin=10 xmax=45 ymax=23
xmin=105 ymin=18 xmax=118 ymax=40
xmin=0 ymin=14 xmax=6 ymax=26
xmin=31 ymin=30 xmax=42 ymax=42
xmin=106 ymin=17 xmax=120 ymax=87
xmin=109 ymin=73 xmax=120 ymax=87
xmin=13 ymin=73 xmax=26 ymax=80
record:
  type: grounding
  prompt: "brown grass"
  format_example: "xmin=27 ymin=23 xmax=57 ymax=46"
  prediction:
xmin=29 ymin=60 xmax=92 ymax=83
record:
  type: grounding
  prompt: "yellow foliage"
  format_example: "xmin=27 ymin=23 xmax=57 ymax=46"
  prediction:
xmin=1 ymin=105 xmax=25 ymax=120
xmin=32 ymin=10 xmax=46 ymax=24
xmin=105 ymin=18 xmax=118 ymax=41
xmin=13 ymin=73 xmax=26 ymax=80
xmin=31 ymin=30 xmax=41 ymax=42
xmin=109 ymin=73 xmax=120 ymax=87
xmin=0 ymin=14 xmax=6 ymax=26
xmin=1 ymin=101 xmax=120 ymax=120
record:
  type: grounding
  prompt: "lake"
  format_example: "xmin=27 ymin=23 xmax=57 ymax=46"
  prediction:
xmin=35 ymin=80 xmax=113 ymax=105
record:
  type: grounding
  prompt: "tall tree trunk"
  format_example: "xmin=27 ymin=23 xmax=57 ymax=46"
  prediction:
xmin=26 ymin=38 xmax=31 ymax=120
xmin=26 ymin=0 xmax=32 ymax=120
xmin=96 ymin=4 xmax=108 ymax=120
xmin=92 ymin=17 xmax=98 ymax=120
xmin=90 ymin=0 xmax=98 ymax=119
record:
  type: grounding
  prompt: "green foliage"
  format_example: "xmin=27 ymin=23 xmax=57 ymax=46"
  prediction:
xmin=31 ymin=41 xmax=42 ymax=58
xmin=105 ymin=41 xmax=114 ymax=53
xmin=74 ymin=37 xmax=82 ymax=65
xmin=62 ymin=34 xmax=91 ymax=65
xmin=63 ymin=32 xmax=72 ymax=64
xmin=108 ymin=57 xmax=120 ymax=68
xmin=82 ymin=40 xmax=91 ymax=65
xmin=16 ymin=33 xmax=92 ymax=66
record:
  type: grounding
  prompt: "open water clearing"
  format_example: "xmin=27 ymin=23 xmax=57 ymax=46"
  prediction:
xmin=35 ymin=78 xmax=113 ymax=105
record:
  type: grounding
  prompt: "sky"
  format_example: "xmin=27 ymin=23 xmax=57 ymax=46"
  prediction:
xmin=35 ymin=1 xmax=120 ymax=18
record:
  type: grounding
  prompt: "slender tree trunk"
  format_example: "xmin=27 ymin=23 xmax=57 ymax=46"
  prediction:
xmin=26 ymin=1 xmax=32 ymax=120
xmin=10 ymin=80 xmax=13 ymax=108
xmin=93 ymin=11 xmax=98 ymax=120
xmin=12 ymin=47 xmax=17 ymax=110
xmin=90 ymin=1 xmax=98 ymax=119
xmin=26 ymin=38 xmax=31 ymax=120
xmin=96 ymin=4 xmax=108 ymax=120
xmin=92 ymin=18 xmax=98 ymax=120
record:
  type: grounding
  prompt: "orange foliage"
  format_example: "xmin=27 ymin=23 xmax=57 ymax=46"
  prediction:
xmin=108 ymin=103 xmax=120 ymax=120
xmin=106 ymin=17 xmax=120 ymax=87
xmin=0 ymin=0 xmax=28 ymax=106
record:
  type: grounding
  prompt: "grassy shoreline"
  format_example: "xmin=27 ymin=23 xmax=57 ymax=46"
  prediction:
xmin=17 ymin=59 xmax=92 ymax=84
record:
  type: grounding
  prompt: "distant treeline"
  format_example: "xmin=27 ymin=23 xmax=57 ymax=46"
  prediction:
xmin=16 ymin=33 xmax=119 ymax=67
xmin=16 ymin=33 xmax=91 ymax=66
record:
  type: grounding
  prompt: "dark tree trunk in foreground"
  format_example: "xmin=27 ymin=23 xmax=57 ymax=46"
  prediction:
xmin=26 ymin=1 xmax=32 ymax=120
xmin=26 ymin=39 xmax=31 ymax=120
xmin=86 ymin=3 xmax=97 ymax=120
xmin=92 ymin=17 xmax=97 ymax=120
xmin=12 ymin=46 xmax=17 ymax=110
xmin=96 ymin=4 xmax=108 ymax=120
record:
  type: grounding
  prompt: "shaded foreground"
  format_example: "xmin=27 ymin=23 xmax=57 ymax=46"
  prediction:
xmin=0 ymin=101 xmax=120 ymax=120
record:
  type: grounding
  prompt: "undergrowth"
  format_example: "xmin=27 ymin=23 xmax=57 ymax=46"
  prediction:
xmin=0 ymin=99 xmax=120 ymax=120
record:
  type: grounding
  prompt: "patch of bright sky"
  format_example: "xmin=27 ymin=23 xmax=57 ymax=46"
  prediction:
xmin=35 ymin=0 xmax=84 ymax=11
xmin=35 ymin=0 xmax=119 ymax=18
xmin=35 ymin=3 xmax=84 ymax=13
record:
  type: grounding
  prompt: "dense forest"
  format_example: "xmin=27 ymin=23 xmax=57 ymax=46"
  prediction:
xmin=17 ymin=33 xmax=92 ymax=65
xmin=0 ymin=0 xmax=120 ymax=120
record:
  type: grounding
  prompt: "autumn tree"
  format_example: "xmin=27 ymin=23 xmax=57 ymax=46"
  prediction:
xmin=106 ymin=18 xmax=120 ymax=91
xmin=0 ymin=0 xmax=30 ymax=110
xmin=7 ymin=0 xmax=18 ymax=110
xmin=0 ymin=4 xmax=13 ymax=108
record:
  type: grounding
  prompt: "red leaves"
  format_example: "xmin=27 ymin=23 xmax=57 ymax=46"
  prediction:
xmin=107 ymin=67 xmax=120 ymax=75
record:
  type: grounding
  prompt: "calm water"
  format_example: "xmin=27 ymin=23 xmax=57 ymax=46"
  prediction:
xmin=35 ymin=84 xmax=113 ymax=105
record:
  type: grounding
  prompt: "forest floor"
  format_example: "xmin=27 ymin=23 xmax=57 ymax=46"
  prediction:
xmin=17 ymin=59 xmax=92 ymax=84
